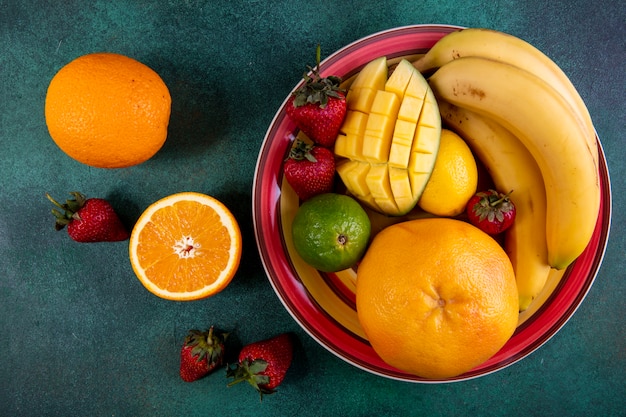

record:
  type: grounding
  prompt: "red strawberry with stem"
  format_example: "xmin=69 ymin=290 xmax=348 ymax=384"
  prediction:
xmin=284 ymin=138 xmax=336 ymax=201
xmin=226 ymin=333 xmax=294 ymax=400
xmin=466 ymin=189 xmax=516 ymax=235
xmin=46 ymin=191 xmax=129 ymax=242
xmin=180 ymin=326 xmax=229 ymax=382
xmin=285 ymin=45 xmax=347 ymax=147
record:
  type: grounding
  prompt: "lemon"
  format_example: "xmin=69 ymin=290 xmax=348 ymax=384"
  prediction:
xmin=291 ymin=193 xmax=371 ymax=272
xmin=418 ymin=129 xmax=478 ymax=216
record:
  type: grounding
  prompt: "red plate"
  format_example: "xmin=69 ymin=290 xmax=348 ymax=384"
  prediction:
xmin=252 ymin=24 xmax=612 ymax=382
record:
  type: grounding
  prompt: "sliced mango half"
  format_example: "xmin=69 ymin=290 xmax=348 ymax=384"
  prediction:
xmin=335 ymin=58 xmax=441 ymax=216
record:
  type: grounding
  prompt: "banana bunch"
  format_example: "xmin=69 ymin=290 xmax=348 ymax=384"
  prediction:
xmin=415 ymin=28 xmax=601 ymax=309
xmin=414 ymin=28 xmax=598 ymax=165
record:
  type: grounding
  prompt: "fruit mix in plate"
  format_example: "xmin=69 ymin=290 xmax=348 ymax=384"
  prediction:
xmin=283 ymin=28 xmax=600 ymax=379
xmin=42 ymin=28 xmax=601 ymax=383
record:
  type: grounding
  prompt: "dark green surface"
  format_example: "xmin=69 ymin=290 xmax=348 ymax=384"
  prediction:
xmin=1 ymin=1 xmax=624 ymax=416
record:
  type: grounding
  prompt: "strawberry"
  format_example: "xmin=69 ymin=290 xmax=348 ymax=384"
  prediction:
xmin=46 ymin=191 xmax=129 ymax=242
xmin=285 ymin=45 xmax=347 ymax=147
xmin=466 ymin=189 xmax=516 ymax=235
xmin=226 ymin=333 xmax=294 ymax=400
xmin=283 ymin=138 xmax=336 ymax=200
xmin=180 ymin=327 xmax=228 ymax=382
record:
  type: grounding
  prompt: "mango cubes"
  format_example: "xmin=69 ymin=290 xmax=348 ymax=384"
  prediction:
xmin=335 ymin=58 xmax=441 ymax=216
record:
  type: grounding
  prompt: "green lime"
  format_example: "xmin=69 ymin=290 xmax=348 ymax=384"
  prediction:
xmin=291 ymin=193 xmax=371 ymax=272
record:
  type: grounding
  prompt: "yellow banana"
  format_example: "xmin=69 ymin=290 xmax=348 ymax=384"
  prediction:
xmin=518 ymin=268 xmax=568 ymax=326
xmin=429 ymin=57 xmax=600 ymax=269
xmin=413 ymin=27 xmax=598 ymax=164
xmin=438 ymin=101 xmax=551 ymax=311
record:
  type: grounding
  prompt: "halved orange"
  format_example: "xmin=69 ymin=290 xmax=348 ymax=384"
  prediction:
xmin=129 ymin=192 xmax=242 ymax=301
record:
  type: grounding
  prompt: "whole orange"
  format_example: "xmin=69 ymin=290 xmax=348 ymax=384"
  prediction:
xmin=45 ymin=53 xmax=171 ymax=168
xmin=356 ymin=218 xmax=519 ymax=379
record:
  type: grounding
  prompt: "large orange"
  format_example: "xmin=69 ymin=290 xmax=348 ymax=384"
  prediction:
xmin=129 ymin=192 xmax=242 ymax=301
xmin=356 ymin=218 xmax=518 ymax=379
xmin=45 ymin=52 xmax=171 ymax=168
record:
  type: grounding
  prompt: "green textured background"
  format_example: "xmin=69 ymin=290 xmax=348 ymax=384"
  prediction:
xmin=1 ymin=1 xmax=624 ymax=416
